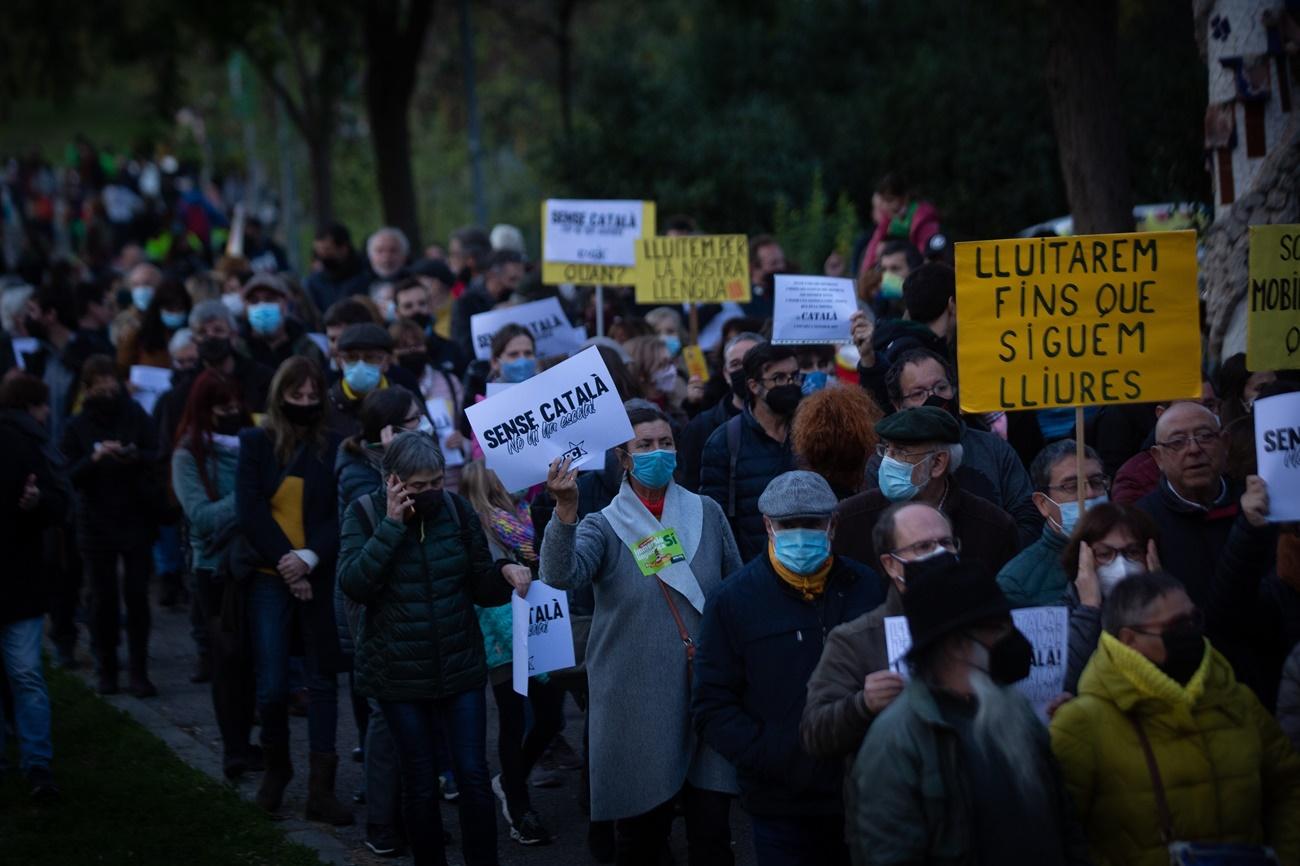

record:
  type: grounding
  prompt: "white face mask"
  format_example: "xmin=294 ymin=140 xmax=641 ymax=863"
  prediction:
xmin=652 ymin=365 xmax=678 ymax=395
xmin=1096 ymin=555 xmax=1144 ymax=596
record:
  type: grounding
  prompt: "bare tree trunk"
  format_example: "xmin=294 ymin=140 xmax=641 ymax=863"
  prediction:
xmin=1045 ymin=0 xmax=1134 ymax=234
xmin=556 ymin=0 xmax=576 ymax=143
xmin=306 ymin=137 xmax=334 ymax=231
xmin=364 ymin=0 xmax=435 ymax=248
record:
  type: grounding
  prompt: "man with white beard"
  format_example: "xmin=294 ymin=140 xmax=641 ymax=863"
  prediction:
xmin=848 ymin=554 xmax=1089 ymax=866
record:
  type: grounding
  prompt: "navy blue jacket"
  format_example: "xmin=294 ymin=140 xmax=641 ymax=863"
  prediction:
xmin=679 ymin=396 xmax=740 ymax=494
xmin=699 ymin=409 xmax=794 ymax=562
xmin=692 ymin=552 xmax=886 ymax=816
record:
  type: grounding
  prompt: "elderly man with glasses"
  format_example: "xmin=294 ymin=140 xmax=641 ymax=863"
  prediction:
xmin=1134 ymin=400 xmax=1277 ymax=696
xmin=997 ymin=440 xmax=1110 ymax=607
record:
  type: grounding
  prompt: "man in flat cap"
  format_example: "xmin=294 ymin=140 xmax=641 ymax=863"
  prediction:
xmin=847 ymin=553 xmax=1088 ymax=866
xmin=241 ymin=272 xmax=326 ymax=372
xmin=692 ymin=470 xmax=886 ymax=866
xmin=835 ymin=406 xmax=1019 ymax=578
xmin=326 ymin=322 xmax=415 ymax=438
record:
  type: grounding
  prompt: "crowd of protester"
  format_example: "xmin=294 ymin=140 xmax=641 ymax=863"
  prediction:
xmin=2 ymin=145 xmax=1300 ymax=866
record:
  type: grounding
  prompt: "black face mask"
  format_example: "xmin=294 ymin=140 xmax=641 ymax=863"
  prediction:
xmin=729 ymin=370 xmax=750 ymax=403
xmin=923 ymin=392 xmax=960 ymax=420
xmin=1158 ymin=623 xmax=1205 ymax=686
xmin=24 ymin=316 xmax=49 ymax=342
xmin=764 ymin=383 xmax=803 ymax=416
xmin=397 ymin=351 xmax=428 ymax=375
xmin=409 ymin=312 xmax=433 ymax=330
xmin=984 ymin=628 xmax=1034 ymax=685
xmin=411 ymin=489 xmax=443 ymax=518
xmin=83 ymin=393 xmax=120 ymax=421
xmin=197 ymin=337 xmax=233 ymax=365
xmin=281 ymin=401 xmax=324 ymax=427
xmin=213 ymin=413 xmax=244 ymax=436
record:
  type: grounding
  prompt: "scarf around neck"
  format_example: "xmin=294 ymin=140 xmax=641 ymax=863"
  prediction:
xmin=601 ymin=479 xmax=706 ymax=613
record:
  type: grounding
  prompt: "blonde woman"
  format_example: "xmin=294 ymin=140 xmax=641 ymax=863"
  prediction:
xmin=460 ymin=460 xmax=564 ymax=847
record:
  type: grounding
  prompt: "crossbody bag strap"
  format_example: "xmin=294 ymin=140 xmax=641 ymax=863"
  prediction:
xmin=1128 ymin=714 xmax=1174 ymax=845
xmin=655 ymin=578 xmax=696 ymax=682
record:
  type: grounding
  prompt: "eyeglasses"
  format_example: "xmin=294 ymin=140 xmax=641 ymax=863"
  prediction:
xmin=1129 ymin=608 xmax=1204 ymax=638
xmin=901 ymin=381 xmax=953 ymax=405
xmin=1154 ymin=430 xmax=1220 ymax=453
xmin=875 ymin=444 xmax=937 ymax=464
xmin=1044 ymin=475 xmax=1111 ymax=497
xmin=1090 ymin=541 xmax=1145 ymax=566
xmin=761 ymin=371 xmax=804 ymax=387
xmin=890 ymin=536 xmax=961 ymax=560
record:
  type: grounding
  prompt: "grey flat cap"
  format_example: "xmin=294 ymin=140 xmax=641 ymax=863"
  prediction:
xmin=758 ymin=470 xmax=838 ymax=520
xmin=338 ymin=322 xmax=394 ymax=352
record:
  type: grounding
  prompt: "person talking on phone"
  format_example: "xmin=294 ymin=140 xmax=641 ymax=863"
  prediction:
xmin=339 ymin=431 xmax=532 ymax=866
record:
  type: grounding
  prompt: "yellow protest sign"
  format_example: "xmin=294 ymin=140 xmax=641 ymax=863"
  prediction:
xmin=955 ymin=230 xmax=1202 ymax=412
xmin=631 ymin=234 xmax=750 ymax=304
xmin=1247 ymin=224 xmax=1300 ymax=371
xmin=540 ymin=200 xmax=656 ymax=286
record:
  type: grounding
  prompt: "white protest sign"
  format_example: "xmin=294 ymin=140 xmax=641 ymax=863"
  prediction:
xmin=1255 ymin=392 xmax=1300 ymax=522
xmin=512 ymin=581 xmax=576 ymax=696
xmin=772 ymin=275 xmax=857 ymax=345
xmin=9 ymin=337 xmax=38 ymax=370
xmin=469 ymin=297 xmax=582 ymax=361
xmin=542 ymin=199 xmax=646 ymax=267
xmin=425 ymin=399 xmax=465 ymax=467
xmin=129 ymin=365 xmax=173 ymax=416
xmin=465 ymin=347 xmax=634 ymax=491
xmin=305 ymin=332 xmax=329 ymax=358
xmin=884 ymin=606 xmax=1069 ymax=722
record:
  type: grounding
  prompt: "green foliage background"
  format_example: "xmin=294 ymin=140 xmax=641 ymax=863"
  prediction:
xmin=0 ymin=0 xmax=1209 ymax=264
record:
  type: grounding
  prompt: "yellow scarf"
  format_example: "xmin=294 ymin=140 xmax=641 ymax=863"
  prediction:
xmin=768 ymin=540 xmax=833 ymax=601
xmin=341 ymin=374 xmax=389 ymax=402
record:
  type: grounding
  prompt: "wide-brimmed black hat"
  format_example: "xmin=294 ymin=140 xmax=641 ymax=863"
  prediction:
xmin=901 ymin=554 xmax=1011 ymax=656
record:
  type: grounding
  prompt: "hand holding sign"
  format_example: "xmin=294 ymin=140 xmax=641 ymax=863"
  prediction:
xmin=546 ymin=455 xmax=580 ymax=525
xmin=864 ymin=670 xmax=906 ymax=715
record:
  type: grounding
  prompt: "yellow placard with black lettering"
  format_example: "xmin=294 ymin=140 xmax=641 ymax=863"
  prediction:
xmin=1247 ymin=224 xmax=1300 ymax=371
xmin=631 ymin=234 xmax=750 ymax=304
xmin=630 ymin=528 xmax=687 ymax=577
xmin=955 ymin=230 xmax=1202 ymax=412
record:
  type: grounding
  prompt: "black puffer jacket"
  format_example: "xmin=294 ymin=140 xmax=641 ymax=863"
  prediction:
xmin=338 ymin=490 xmax=513 ymax=701
xmin=699 ymin=408 xmax=794 ymax=563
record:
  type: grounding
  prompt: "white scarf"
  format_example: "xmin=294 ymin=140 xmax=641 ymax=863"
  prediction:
xmin=600 ymin=480 xmax=706 ymax=613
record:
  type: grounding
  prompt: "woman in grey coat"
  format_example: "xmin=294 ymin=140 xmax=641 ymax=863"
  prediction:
xmin=540 ymin=401 xmax=742 ymax=865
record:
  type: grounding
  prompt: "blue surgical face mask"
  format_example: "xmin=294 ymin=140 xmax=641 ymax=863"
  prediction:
xmin=131 ymin=285 xmax=155 ymax=311
xmin=500 ymin=356 xmax=536 ymax=383
xmin=629 ymin=449 xmax=676 ymax=489
xmin=247 ymin=302 xmax=282 ymax=336
xmin=1052 ymin=493 xmax=1109 ymax=536
xmin=343 ymin=360 xmax=382 ymax=393
xmin=801 ymin=370 xmax=829 ymax=395
xmin=661 ymin=335 xmax=682 ymax=357
xmin=772 ymin=528 xmax=831 ymax=575
xmin=878 ymin=453 xmax=930 ymax=502
xmin=879 ymin=272 xmax=904 ymax=299
xmin=161 ymin=310 xmax=188 ymax=329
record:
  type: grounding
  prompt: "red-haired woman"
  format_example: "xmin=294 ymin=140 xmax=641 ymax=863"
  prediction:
xmin=172 ymin=370 xmax=259 ymax=780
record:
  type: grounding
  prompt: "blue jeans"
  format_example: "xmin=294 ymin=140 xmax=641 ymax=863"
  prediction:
xmin=381 ymin=689 xmax=497 ymax=866
xmin=0 ymin=617 xmax=53 ymax=771
xmin=247 ymin=574 xmax=338 ymax=753
xmin=750 ymin=814 xmax=849 ymax=866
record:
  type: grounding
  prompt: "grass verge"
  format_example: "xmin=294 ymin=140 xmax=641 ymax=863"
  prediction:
xmin=0 ymin=665 xmax=326 ymax=866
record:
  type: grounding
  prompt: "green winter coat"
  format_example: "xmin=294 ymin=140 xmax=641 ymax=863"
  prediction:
xmin=338 ymin=491 xmax=513 ymax=702
xmin=1051 ymin=632 xmax=1300 ymax=866
xmin=996 ymin=523 xmax=1070 ymax=608
xmin=849 ymin=679 xmax=1090 ymax=866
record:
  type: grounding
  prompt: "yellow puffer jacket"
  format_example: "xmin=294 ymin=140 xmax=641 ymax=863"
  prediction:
xmin=1050 ymin=632 xmax=1300 ymax=866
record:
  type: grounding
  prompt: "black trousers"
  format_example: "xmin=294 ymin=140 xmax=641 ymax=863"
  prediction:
xmin=490 ymin=676 xmax=565 ymax=817
xmin=198 ymin=570 xmax=256 ymax=758
xmin=46 ymin=526 xmax=82 ymax=650
xmin=85 ymin=543 xmax=152 ymax=676
xmin=614 ymin=784 xmax=734 ymax=866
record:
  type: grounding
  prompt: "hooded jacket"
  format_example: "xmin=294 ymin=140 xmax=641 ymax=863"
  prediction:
xmin=1050 ymin=633 xmax=1300 ymax=866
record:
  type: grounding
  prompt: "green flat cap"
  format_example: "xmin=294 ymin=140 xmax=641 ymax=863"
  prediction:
xmin=875 ymin=406 xmax=960 ymax=444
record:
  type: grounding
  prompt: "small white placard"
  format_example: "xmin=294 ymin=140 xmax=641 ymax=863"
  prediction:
xmin=511 ymin=581 xmax=576 ymax=696
xmin=1255 ymin=392 xmax=1300 ymax=522
xmin=542 ymin=199 xmax=646 ymax=267
xmin=772 ymin=275 xmax=857 ymax=345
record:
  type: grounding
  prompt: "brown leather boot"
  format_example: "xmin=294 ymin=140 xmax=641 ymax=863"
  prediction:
xmin=255 ymin=743 xmax=293 ymax=813
xmin=305 ymin=751 xmax=354 ymax=826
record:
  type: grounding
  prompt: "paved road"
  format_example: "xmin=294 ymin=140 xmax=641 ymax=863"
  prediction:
xmin=62 ymin=588 xmax=758 ymax=865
